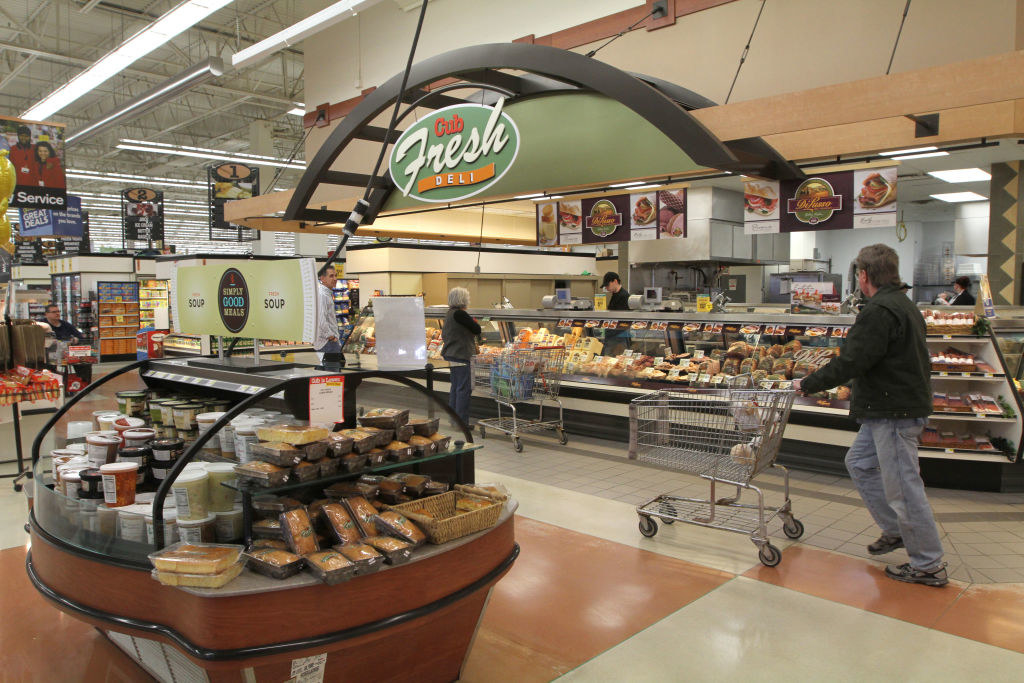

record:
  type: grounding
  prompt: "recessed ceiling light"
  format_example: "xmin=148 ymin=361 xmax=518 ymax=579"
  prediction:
xmin=513 ymin=193 xmax=544 ymax=199
xmin=532 ymin=195 xmax=563 ymax=201
xmin=890 ymin=151 xmax=949 ymax=160
xmin=609 ymin=181 xmax=646 ymax=188
xmin=927 ymin=168 xmax=991 ymax=183
xmin=930 ymin=191 xmax=988 ymax=203
xmin=627 ymin=184 xmax=663 ymax=191
xmin=879 ymin=146 xmax=938 ymax=156
xmin=287 ymin=107 xmax=306 ymax=117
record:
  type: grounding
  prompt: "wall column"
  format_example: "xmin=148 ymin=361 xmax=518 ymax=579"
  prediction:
xmin=986 ymin=161 xmax=1023 ymax=305
xmin=249 ymin=120 xmax=278 ymax=256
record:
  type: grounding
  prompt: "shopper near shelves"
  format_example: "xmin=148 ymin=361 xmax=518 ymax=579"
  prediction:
xmin=441 ymin=287 xmax=480 ymax=427
xmin=315 ymin=266 xmax=343 ymax=367
xmin=793 ymin=244 xmax=947 ymax=587
xmin=938 ymin=276 xmax=975 ymax=307
xmin=601 ymin=271 xmax=631 ymax=356
xmin=40 ymin=304 xmax=91 ymax=384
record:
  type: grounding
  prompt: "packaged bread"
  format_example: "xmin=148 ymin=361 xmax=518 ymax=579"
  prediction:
xmin=455 ymin=496 xmax=494 ymax=513
xmin=233 ymin=461 xmax=289 ymax=487
xmin=730 ymin=442 xmax=756 ymax=465
xmin=322 ymin=502 xmax=363 ymax=545
xmin=374 ymin=510 xmax=427 ymax=546
xmin=253 ymin=518 xmax=283 ymax=539
xmin=245 ymin=548 xmax=304 ymax=579
xmin=324 ymin=481 xmax=378 ymax=499
xmin=148 ymin=542 xmax=242 ymax=574
xmin=386 ymin=440 xmax=413 ymax=462
xmin=751 ymin=346 xmax=768 ymax=360
xmin=249 ymin=538 xmax=288 ymax=550
xmin=751 ymin=370 xmax=769 ymax=385
xmin=756 ymin=356 xmax=775 ymax=372
xmin=337 ymin=451 xmax=368 ymax=472
xmin=337 ymin=542 xmax=385 ymax=574
xmin=362 ymin=535 xmax=414 ymax=565
xmin=251 ymin=441 xmax=303 ymax=466
xmin=408 ymin=417 xmax=440 ymax=437
xmin=358 ymin=408 xmax=410 ymax=429
xmin=726 ymin=341 xmax=751 ymax=359
xmin=251 ymin=495 xmax=303 ymax=517
xmin=306 ymin=498 xmax=332 ymax=521
xmin=256 ymin=423 xmax=329 ymax=445
xmin=427 ymin=433 xmax=451 ymax=452
xmin=292 ymin=460 xmax=320 ymax=482
xmin=407 ymin=434 xmax=435 ymax=457
xmin=318 ymin=456 xmax=341 ymax=477
xmin=422 ymin=481 xmax=450 ymax=497
xmin=791 ymin=362 xmax=814 ymax=379
xmin=698 ymin=358 xmax=721 ymax=376
xmin=302 ymin=440 xmax=329 ymax=461
xmin=721 ymin=359 xmax=741 ymax=376
xmin=303 ymin=550 xmax=356 ymax=585
xmin=396 ymin=473 xmax=430 ymax=497
xmin=280 ymin=508 xmax=319 ymax=556
xmin=339 ymin=429 xmax=377 ymax=453
xmin=325 ymin=433 xmax=354 ymax=456
xmin=342 ymin=495 xmax=379 ymax=537
xmin=360 ymin=426 xmax=394 ymax=447
xmin=367 ymin=448 xmax=388 ymax=466
xmin=152 ymin=559 xmax=244 ymax=588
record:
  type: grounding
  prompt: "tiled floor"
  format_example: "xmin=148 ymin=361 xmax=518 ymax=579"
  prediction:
xmin=5 ymin=364 xmax=1024 ymax=680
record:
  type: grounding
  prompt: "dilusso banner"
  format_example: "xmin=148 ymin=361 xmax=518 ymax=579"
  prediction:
xmin=537 ymin=188 xmax=686 ymax=246
xmin=170 ymin=258 xmax=318 ymax=343
xmin=744 ymin=166 xmax=898 ymax=234
xmin=1 ymin=116 xmax=67 ymax=209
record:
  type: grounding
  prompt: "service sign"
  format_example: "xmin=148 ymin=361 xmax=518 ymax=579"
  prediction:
xmin=170 ymin=258 xmax=318 ymax=342
xmin=18 ymin=194 xmax=84 ymax=236
xmin=1 ymin=116 xmax=67 ymax=209
xmin=389 ymin=100 xmax=519 ymax=203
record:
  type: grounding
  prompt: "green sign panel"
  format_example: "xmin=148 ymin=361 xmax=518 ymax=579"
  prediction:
xmin=171 ymin=259 xmax=318 ymax=342
xmin=388 ymin=100 xmax=520 ymax=203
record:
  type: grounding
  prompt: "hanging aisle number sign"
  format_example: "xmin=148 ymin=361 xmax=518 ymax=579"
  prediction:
xmin=388 ymin=100 xmax=520 ymax=203
xmin=209 ymin=162 xmax=259 ymax=240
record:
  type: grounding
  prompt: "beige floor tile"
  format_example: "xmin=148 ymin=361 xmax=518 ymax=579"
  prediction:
xmin=960 ymin=555 xmax=1009 ymax=570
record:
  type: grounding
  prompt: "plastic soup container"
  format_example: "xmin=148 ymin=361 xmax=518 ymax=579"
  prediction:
xmin=86 ymin=434 xmax=121 ymax=467
xmin=171 ymin=470 xmax=209 ymax=520
xmin=205 ymin=463 xmax=238 ymax=512
xmin=100 ymin=462 xmax=139 ymax=507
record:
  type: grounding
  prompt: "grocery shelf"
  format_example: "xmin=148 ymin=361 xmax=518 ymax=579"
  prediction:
xmin=925 ymin=336 xmax=988 ymax=343
xmin=931 ymin=372 xmax=1004 ymax=379
xmin=918 ymin=447 xmax=1011 ymax=463
xmin=929 ymin=413 xmax=1016 ymax=423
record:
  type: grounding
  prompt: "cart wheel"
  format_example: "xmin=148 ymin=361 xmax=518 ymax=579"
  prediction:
xmin=783 ymin=518 xmax=805 ymax=539
xmin=478 ymin=425 xmax=486 ymax=439
xmin=658 ymin=501 xmax=676 ymax=523
xmin=758 ymin=544 xmax=782 ymax=567
xmin=557 ymin=429 xmax=569 ymax=446
xmin=639 ymin=515 xmax=658 ymax=537
xmin=512 ymin=437 xmax=523 ymax=453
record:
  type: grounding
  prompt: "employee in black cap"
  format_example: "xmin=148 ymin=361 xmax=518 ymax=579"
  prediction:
xmin=601 ymin=271 xmax=631 ymax=355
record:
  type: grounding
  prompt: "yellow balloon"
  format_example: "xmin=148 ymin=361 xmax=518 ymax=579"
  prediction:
xmin=0 ymin=150 xmax=15 ymax=253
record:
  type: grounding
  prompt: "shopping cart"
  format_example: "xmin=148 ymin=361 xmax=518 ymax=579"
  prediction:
xmin=471 ymin=345 xmax=568 ymax=453
xmin=628 ymin=384 xmax=802 ymax=566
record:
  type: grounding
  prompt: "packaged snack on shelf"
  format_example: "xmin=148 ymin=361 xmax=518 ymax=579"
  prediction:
xmin=342 ymin=496 xmax=380 ymax=537
xmin=324 ymin=481 xmax=378 ymax=499
xmin=391 ymin=473 xmax=431 ymax=497
xmin=362 ymin=535 xmax=414 ymax=565
xmin=358 ymin=408 xmax=410 ymax=429
xmin=407 ymin=435 xmax=436 ymax=457
xmin=338 ymin=429 xmax=377 ymax=454
xmin=385 ymin=486 xmax=502 ymax=544
xmin=325 ymin=433 xmax=354 ymax=456
xmin=409 ymin=417 xmax=440 ymax=437
xmin=256 ymin=423 xmax=329 ymax=445
xmin=337 ymin=542 xmax=385 ymax=574
xmin=318 ymin=456 xmax=342 ymax=477
xmin=422 ymin=481 xmax=450 ymax=497
xmin=291 ymin=460 xmax=320 ymax=482
xmin=360 ymin=426 xmax=394 ymax=447
xmin=395 ymin=424 xmax=415 ymax=442
xmin=459 ymin=483 xmax=510 ymax=502
xmin=233 ymin=461 xmax=290 ymax=488
xmin=250 ymin=442 xmax=304 ymax=467
xmin=427 ymin=433 xmax=452 ymax=452
xmin=367 ymin=448 xmax=388 ymax=466
xmin=374 ymin=511 xmax=427 ymax=547
xmin=321 ymin=502 xmax=363 ymax=545
xmin=358 ymin=474 xmax=385 ymax=486
xmin=280 ymin=508 xmax=319 ymax=556
xmin=245 ymin=548 xmax=304 ymax=580
xmin=249 ymin=538 xmax=289 ymax=551
xmin=385 ymin=441 xmax=414 ymax=462
xmin=151 ymin=558 xmax=246 ymax=588
xmin=252 ymin=518 xmax=283 ymax=539
xmin=148 ymin=542 xmax=243 ymax=574
xmin=303 ymin=550 xmax=356 ymax=585
xmin=302 ymin=440 xmax=330 ymax=461
xmin=251 ymin=495 xmax=303 ymax=517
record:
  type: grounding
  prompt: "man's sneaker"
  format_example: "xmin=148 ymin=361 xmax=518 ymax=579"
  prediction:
xmin=867 ymin=535 xmax=904 ymax=555
xmin=884 ymin=562 xmax=949 ymax=587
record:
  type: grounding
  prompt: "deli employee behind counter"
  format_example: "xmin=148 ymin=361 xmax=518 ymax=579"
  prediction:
xmin=602 ymin=271 xmax=631 ymax=355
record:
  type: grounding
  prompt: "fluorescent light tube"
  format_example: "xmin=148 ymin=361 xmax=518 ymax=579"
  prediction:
xmin=118 ymin=139 xmax=304 ymax=168
xmin=927 ymin=168 xmax=991 ymax=183
xmin=879 ymin=146 xmax=938 ymax=156
xmin=231 ymin=0 xmax=385 ymax=70
xmin=609 ymin=181 xmax=646 ymax=188
xmin=930 ymin=192 xmax=987 ymax=203
xmin=890 ymin=151 xmax=949 ymax=160
xmin=513 ymin=193 xmax=544 ymax=199
xmin=23 ymin=0 xmax=233 ymax=121
xmin=533 ymin=195 xmax=563 ymax=201
xmin=627 ymin=184 xmax=663 ymax=191
xmin=287 ymin=108 xmax=306 ymax=117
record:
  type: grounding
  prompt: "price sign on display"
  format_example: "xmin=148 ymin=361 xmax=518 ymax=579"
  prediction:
xmin=308 ymin=375 xmax=344 ymax=427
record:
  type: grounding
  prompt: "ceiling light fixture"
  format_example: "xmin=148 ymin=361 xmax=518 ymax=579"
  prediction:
xmin=67 ymin=168 xmax=207 ymax=190
xmin=117 ymin=139 xmax=305 ymax=169
xmin=22 ymin=0 xmax=234 ymax=121
xmin=513 ymin=193 xmax=544 ymax=199
xmin=287 ymin=105 xmax=306 ymax=117
xmin=532 ymin=195 xmax=563 ymax=201
xmin=609 ymin=181 xmax=646 ymax=188
xmin=930 ymin=191 xmax=988 ymax=203
xmin=231 ymin=0 xmax=385 ymax=70
xmin=927 ymin=168 xmax=991 ymax=183
xmin=627 ymin=184 xmax=664 ymax=191
xmin=879 ymin=146 xmax=938 ymax=156
xmin=890 ymin=151 xmax=949 ymax=161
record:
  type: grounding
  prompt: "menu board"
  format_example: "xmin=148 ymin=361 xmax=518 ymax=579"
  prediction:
xmin=536 ymin=187 xmax=686 ymax=246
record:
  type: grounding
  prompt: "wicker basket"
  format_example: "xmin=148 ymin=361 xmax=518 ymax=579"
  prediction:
xmin=385 ymin=485 xmax=503 ymax=544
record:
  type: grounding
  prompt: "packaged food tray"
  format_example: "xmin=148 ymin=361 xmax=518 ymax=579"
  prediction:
xmin=148 ymin=542 xmax=244 ymax=574
xmin=409 ymin=417 xmax=440 ymax=437
xmin=151 ymin=557 xmax=246 ymax=588
xmin=358 ymin=408 xmax=410 ymax=429
xmin=384 ymin=486 xmax=503 ymax=544
xmin=245 ymin=548 xmax=304 ymax=580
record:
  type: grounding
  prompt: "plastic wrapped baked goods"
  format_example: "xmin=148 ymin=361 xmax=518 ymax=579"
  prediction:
xmin=358 ymin=408 xmax=410 ymax=429
xmin=148 ymin=542 xmax=243 ymax=574
xmin=362 ymin=535 xmax=414 ymax=565
xmin=292 ymin=460 xmax=320 ymax=482
xmin=250 ymin=538 xmax=288 ymax=550
xmin=726 ymin=341 xmax=751 ymax=359
xmin=427 ymin=433 xmax=451 ymax=452
xmin=395 ymin=424 xmax=415 ymax=443
xmin=407 ymin=435 xmax=436 ymax=457
xmin=302 ymin=440 xmax=329 ymax=461
xmin=386 ymin=441 xmax=414 ymax=462
xmin=337 ymin=542 xmax=385 ymax=574
xmin=721 ymin=358 xmax=741 ymax=376
xmin=367 ymin=448 xmax=388 ymax=466
xmin=252 ymin=518 xmax=283 ymax=539
xmin=256 ymin=423 xmax=329 ymax=445
xmin=324 ymin=481 xmax=378 ymax=499
xmin=791 ymin=362 xmax=815 ymax=380
xmin=325 ymin=433 xmax=354 ymax=456
xmin=303 ymin=550 xmax=356 ymax=585
xmin=756 ymin=356 xmax=775 ymax=372
xmin=152 ymin=559 xmax=245 ymax=588
xmin=250 ymin=442 xmax=304 ymax=467
xmin=771 ymin=358 xmax=794 ymax=378
xmin=280 ymin=508 xmax=319 ymax=556
xmin=336 ymin=452 xmax=368 ymax=473
xmin=252 ymin=496 xmax=303 ymax=517
xmin=393 ymin=473 xmax=430 ymax=497
xmin=342 ymin=496 xmax=379 ymax=537
xmin=739 ymin=358 xmax=756 ymax=374
xmin=318 ymin=456 xmax=342 ymax=477
xmin=374 ymin=510 xmax=427 ymax=546
xmin=339 ymin=429 xmax=377 ymax=454
xmin=783 ymin=340 xmax=802 ymax=355
xmin=408 ymin=417 xmax=440 ymax=437
xmin=422 ymin=481 xmax=450 ymax=497
xmin=233 ymin=461 xmax=290 ymax=487
xmin=360 ymin=426 xmax=394 ymax=448
xmin=245 ymin=548 xmax=304 ymax=579
xmin=322 ymin=502 xmax=363 ymax=545
xmin=768 ymin=344 xmax=785 ymax=358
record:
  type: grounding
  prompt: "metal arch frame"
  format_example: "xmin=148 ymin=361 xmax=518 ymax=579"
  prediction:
xmin=286 ymin=42 xmax=800 ymax=224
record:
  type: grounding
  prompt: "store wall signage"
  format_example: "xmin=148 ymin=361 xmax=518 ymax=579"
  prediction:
xmin=121 ymin=187 xmax=164 ymax=246
xmin=0 ymin=116 xmax=67 ymax=209
xmin=537 ymin=188 xmax=686 ymax=246
xmin=389 ymin=100 xmax=520 ymax=203
xmin=171 ymin=259 xmax=317 ymax=342
xmin=18 ymin=194 xmax=84 ymax=237
xmin=744 ymin=166 xmax=898 ymax=234
xmin=208 ymin=162 xmax=259 ymax=241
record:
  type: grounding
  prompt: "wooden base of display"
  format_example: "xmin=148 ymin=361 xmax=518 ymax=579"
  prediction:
xmin=27 ymin=512 xmax=517 ymax=682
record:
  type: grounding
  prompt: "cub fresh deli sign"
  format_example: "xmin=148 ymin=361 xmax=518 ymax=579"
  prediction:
xmin=743 ymin=166 xmax=897 ymax=234
xmin=388 ymin=100 xmax=519 ymax=203
xmin=170 ymin=258 xmax=317 ymax=342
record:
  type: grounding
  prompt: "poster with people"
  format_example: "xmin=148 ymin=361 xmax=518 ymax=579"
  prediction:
xmin=0 ymin=116 xmax=67 ymax=209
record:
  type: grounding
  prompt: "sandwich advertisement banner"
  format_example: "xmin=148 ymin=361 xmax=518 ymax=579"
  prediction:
xmin=0 ymin=116 xmax=67 ymax=209
xmin=536 ymin=187 xmax=686 ymax=246
xmin=170 ymin=258 xmax=317 ymax=342
xmin=744 ymin=166 xmax=898 ymax=234
xmin=122 ymin=187 xmax=164 ymax=245
xmin=208 ymin=162 xmax=260 ymax=241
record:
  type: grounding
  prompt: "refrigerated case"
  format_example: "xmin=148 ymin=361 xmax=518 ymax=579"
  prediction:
xmin=138 ymin=278 xmax=170 ymax=328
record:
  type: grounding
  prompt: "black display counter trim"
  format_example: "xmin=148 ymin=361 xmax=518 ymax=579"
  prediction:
xmin=345 ymin=243 xmax=596 ymax=258
xmin=26 ymin=543 xmax=520 ymax=662
xmin=30 ymin=511 xmax=151 ymax=571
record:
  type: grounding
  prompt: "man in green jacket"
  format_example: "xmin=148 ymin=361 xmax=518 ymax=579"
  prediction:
xmin=795 ymin=244 xmax=947 ymax=586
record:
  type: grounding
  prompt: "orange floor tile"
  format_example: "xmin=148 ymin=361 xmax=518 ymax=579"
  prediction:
xmin=460 ymin=516 xmax=733 ymax=681
xmin=933 ymin=583 xmax=1024 ymax=654
xmin=743 ymin=544 xmax=968 ymax=627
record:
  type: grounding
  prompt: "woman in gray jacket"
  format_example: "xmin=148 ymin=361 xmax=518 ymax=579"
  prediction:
xmin=441 ymin=287 xmax=480 ymax=426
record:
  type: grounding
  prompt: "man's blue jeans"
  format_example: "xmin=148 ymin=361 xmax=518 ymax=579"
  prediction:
xmin=846 ymin=417 xmax=944 ymax=571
